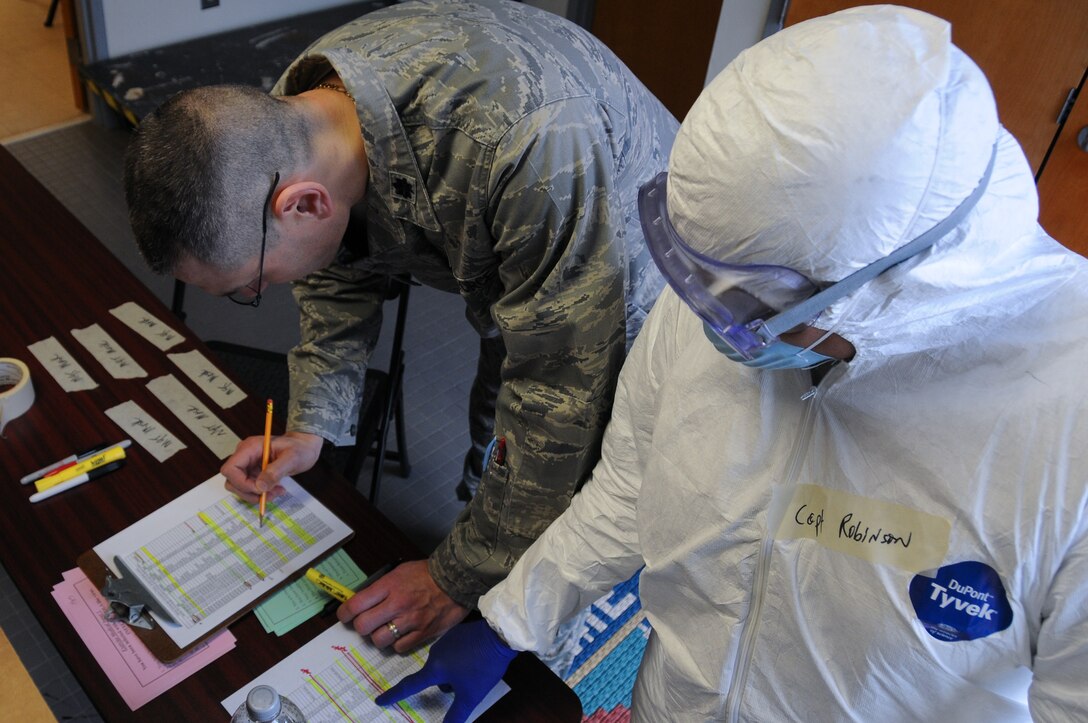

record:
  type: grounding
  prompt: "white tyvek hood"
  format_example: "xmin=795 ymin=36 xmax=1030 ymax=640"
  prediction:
xmin=666 ymin=5 xmax=1068 ymax=364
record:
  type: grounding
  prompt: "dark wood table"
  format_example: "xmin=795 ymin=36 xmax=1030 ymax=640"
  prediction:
xmin=0 ymin=145 xmax=580 ymax=720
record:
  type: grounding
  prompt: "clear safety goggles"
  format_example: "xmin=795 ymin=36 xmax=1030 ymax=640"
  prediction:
xmin=638 ymin=172 xmax=822 ymax=359
xmin=639 ymin=143 xmax=996 ymax=359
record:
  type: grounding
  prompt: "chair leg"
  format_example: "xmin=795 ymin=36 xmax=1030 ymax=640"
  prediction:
xmin=341 ymin=434 xmax=367 ymax=487
xmin=368 ymin=280 xmax=413 ymax=502
xmin=391 ymin=367 xmax=411 ymax=477
xmin=368 ymin=416 xmax=390 ymax=504
xmin=171 ymin=279 xmax=187 ymax=321
xmin=367 ymin=360 xmax=402 ymax=502
xmin=45 ymin=0 xmax=60 ymax=27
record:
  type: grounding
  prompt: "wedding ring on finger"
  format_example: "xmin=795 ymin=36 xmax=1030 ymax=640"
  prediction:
xmin=387 ymin=621 xmax=403 ymax=639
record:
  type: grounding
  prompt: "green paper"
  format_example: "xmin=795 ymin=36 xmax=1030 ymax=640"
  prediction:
xmin=254 ymin=549 xmax=366 ymax=635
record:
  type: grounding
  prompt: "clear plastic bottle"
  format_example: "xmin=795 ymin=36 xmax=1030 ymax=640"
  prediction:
xmin=230 ymin=685 xmax=307 ymax=723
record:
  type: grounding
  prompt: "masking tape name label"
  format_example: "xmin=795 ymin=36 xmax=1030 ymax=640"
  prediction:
xmin=27 ymin=336 xmax=98 ymax=392
xmin=0 ymin=358 xmax=35 ymax=436
xmin=72 ymin=323 xmax=147 ymax=379
xmin=105 ymin=400 xmax=187 ymax=462
xmin=167 ymin=349 xmax=246 ymax=409
xmin=109 ymin=302 xmax=184 ymax=351
xmin=773 ymin=483 xmax=950 ymax=573
xmin=146 ymin=374 xmax=240 ymax=459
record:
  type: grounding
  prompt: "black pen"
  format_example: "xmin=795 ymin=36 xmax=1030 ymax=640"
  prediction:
xmin=359 ymin=560 xmax=399 ymax=591
xmin=20 ymin=441 xmax=108 ymax=484
xmin=28 ymin=460 xmax=126 ymax=503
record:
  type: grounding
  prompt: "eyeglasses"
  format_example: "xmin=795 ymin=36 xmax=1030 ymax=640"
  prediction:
xmin=227 ymin=171 xmax=280 ymax=307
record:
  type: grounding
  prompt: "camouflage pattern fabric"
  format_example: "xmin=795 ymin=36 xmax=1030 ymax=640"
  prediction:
xmin=274 ymin=0 xmax=677 ymax=606
xmin=459 ymin=334 xmax=506 ymax=501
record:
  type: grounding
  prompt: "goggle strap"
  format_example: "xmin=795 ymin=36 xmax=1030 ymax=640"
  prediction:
xmin=761 ymin=141 xmax=998 ymax=340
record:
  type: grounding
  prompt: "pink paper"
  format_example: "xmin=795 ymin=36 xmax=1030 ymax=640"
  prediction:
xmin=51 ymin=567 xmax=236 ymax=710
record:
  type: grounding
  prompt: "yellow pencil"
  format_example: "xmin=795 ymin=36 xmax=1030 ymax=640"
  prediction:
xmin=259 ymin=399 xmax=272 ymax=527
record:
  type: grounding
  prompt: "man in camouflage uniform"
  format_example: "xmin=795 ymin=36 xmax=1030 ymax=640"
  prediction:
xmin=124 ymin=0 xmax=677 ymax=649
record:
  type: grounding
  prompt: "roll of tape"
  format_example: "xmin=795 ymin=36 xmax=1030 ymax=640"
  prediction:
xmin=0 ymin=358 xmax=35 ymax=437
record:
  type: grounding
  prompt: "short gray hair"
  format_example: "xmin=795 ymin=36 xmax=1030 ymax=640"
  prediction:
xmin=123 ymin=85 xmax=313 ymax=274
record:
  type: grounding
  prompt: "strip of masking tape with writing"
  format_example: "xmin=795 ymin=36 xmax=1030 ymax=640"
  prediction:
xmin=771 ymin=483 xmax=950 ymax=573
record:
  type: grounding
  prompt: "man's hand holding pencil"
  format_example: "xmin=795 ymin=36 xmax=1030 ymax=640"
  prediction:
xmin=220 ymin=426 xmax=324 ymax=509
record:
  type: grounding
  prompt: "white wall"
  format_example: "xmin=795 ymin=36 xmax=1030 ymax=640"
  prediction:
xmin=522 ymin=0 xmax=571 ymax=17
xmin=95 ymin=0 xmax=773 ymax=79
xmin=98 ymin=0 xmax=357 ymax=58
xmin=705 ymin=0 xmax=774 ymax=86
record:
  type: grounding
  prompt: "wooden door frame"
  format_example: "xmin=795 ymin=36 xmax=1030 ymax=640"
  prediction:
xmin=60 ymin=0 xmax=87 ymax=111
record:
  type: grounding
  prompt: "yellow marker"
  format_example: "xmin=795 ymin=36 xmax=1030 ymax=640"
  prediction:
xmin=259 ymin=399 xmax=272 ymax=527
xmin=35 ymin=445 xmax=127 ymax=493
xmin=305 ymin=568 xmax=355 ymax=603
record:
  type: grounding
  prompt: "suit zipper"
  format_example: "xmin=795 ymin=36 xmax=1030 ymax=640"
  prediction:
xmin=724 ymin=380 xmax=825 ymax=721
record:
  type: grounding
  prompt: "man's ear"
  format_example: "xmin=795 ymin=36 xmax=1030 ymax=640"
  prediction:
xmin=273 ymin=181 xmax=334 ymax=221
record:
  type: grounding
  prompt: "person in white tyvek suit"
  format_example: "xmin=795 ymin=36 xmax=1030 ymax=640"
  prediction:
xmin=375 ymin=6 xmax=1088 ymax=721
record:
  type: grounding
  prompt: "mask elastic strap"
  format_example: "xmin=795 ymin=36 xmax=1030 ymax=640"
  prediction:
xmin=799 ymin=327 xmax=837 ymax=354
xmin=759 ymin=142 xmax=998 ymax=341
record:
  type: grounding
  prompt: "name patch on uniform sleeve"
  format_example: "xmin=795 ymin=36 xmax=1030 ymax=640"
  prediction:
xmin=772 ymin=484 xmax=951 ymax=573
xmin=908 ymin=560 xmax=1013 ymax=641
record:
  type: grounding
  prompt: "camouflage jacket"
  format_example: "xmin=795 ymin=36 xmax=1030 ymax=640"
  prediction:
xmin=273 ymin=0 xmax=677 ymax=606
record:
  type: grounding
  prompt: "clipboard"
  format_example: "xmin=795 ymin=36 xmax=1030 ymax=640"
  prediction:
xmin=77 ymin=474 xmax=353 ymax=662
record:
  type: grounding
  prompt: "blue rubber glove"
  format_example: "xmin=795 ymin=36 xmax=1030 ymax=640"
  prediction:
xmin=375 ymin=619 xmax=517 ymax=723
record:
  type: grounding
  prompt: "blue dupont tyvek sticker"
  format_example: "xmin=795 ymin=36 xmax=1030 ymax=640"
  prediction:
xmin=909 ymin=560 xmax=1012 ymax=642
